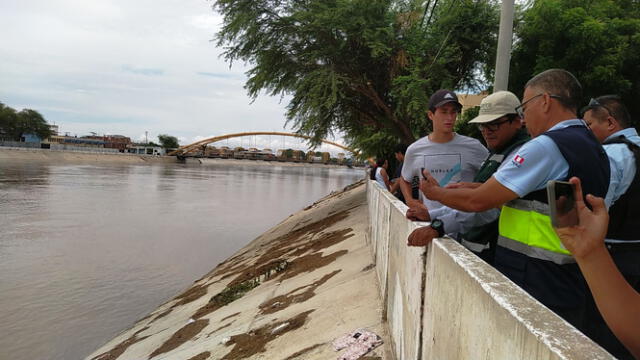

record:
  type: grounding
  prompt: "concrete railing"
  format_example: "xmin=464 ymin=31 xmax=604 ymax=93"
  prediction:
xmin=366 ymin=180 xmax=612 ymax=360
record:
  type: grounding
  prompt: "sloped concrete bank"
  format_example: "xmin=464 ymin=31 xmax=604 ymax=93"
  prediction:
xmin=89 ymin=180 xmax=614 ymax=360
xmin=87 ymin=181 xmax=391 ymax=360
xmin=0 ymin=147 xmax=176 ymax=164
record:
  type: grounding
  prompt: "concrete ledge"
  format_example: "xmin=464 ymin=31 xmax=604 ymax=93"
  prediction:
xmin=367 ymin=181 xmax=428 ymax=359
xmin=366 ymin=180 xmax=613 ymax=359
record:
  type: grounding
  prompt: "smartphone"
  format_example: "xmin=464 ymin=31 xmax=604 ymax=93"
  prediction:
xmin=420 ymin=167 xmax=427 ymax=180
xmin=547 ymin=180 xmax=578 ymax=228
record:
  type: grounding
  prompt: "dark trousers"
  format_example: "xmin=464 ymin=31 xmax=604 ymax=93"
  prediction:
xmin=494 ymin=246 xmax=587 ymax=329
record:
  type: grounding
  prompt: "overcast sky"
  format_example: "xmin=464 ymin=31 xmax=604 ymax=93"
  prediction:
xmin=0 ymin=0 xmax=341 ymax=150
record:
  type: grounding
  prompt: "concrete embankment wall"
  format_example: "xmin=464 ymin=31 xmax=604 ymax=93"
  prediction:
xmin=197 ymin=157 xmax=353 ymax=169
xmin=0 ymin=147 xmax=177 ymax=164
xmin=366 ymin=180 xmax=613 ymax=359
xmin=86 ymin=179 xmax=613 ymax=360
xmin=87 ymin=182 xmax=392 ymax=360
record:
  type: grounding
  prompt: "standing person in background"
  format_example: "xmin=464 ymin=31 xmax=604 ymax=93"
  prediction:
xmin=390 ymin=144 xmax=408 ymax=202
xmin=418 ymin=69 xmax=610 ymax=330
xmin=370 ymin=158 xmax=391 ymax=191
xmin=554 ymin=177 xmax=640 ymax=359
xmin=399 ymin=89 xmax=488 ymax=217
xmin=581 ymin=95 xmax=640 ymax=359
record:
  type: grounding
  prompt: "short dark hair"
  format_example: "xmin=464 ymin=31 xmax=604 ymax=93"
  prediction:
xmin=370 ymin=158 xmax=386 ymax=180
xmin=593 ymin=95 xmax=634 ymax=128
xmin=525 ymin=69 xmax=582 ymax=114
xmin=394 ymin=143 xmax=408 ymax=155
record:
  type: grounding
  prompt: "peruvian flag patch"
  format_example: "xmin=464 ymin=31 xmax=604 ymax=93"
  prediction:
xmin=513 ymin=154 xmax=525 ymax=167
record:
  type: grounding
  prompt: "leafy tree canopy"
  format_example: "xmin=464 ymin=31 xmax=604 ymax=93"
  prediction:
xmin=158 ymin=134 xmax=180 ymax=149
xmin=214 ymin=0 xmax=500 ymax=157
xmin=510 ymin=0 xmax=640 ymax=122
xmin=0 ymin=103 xmax=52 ymax=141
xmin=455 ymin=105 xmax=482 ymax=145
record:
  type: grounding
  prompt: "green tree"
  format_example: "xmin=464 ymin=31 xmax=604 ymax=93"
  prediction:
xmin=510 ymin=0 xmax=640 ymax=121
xmin=17 ymin=109 xmax=52 ymax=141
xmin=0 ymin=105 xmax=52 ymax=141
xmin=214 ymin=0 xmax=499 ymax=156
xmin=1 ymin=108 xmax=52 ymax=141
xmin=455 ymin=106 xmax=483 ymax=144
xmin=158 ymin=134 xmax=180 ymax=149
xmin=284 ymin=148 xmax=294 ymax=158
xmin=0 ymin=103 xmax=18 ymax=140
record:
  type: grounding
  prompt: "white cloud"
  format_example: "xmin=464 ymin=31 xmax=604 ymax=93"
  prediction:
xmin=0 ymin=0 xmax=303 ymax=147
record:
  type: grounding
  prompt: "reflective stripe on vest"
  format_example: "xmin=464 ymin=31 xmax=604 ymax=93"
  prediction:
xmin=498 ymin=199 xmax=575 ymax=265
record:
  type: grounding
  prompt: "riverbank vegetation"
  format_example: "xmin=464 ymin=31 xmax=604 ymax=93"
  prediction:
xmin=212 ymin=0 xmax=640 ymax=157
xmin=0 ymin=103 xmax=52 ymax=141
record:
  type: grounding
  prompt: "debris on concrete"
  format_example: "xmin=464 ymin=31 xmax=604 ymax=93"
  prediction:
xmin=332 ymin=329 xmax=383 ymax=360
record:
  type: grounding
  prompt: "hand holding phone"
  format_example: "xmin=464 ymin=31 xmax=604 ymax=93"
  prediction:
xmin=547 ymin=180 xmax=579 ymax=228
xmin=420 ymin=167 xmax=427 ymax=180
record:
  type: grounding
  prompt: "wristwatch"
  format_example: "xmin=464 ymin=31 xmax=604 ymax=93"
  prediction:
xmin=430 ymin=218 xmax=445 ymax=238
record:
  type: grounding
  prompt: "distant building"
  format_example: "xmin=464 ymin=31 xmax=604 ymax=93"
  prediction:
xmin=21 ymin=133 xmax=42 ymax=143
xmin=458 ymin=91 xmax=489 ymax=116
xmin=47 ymin=135 xmax=105 ymax=148
xmin=104 ymin=135 xmax=131 ymax=152
xmin=204 ymin=145 xmax=218 ymax=157
xmin=48 ymin=124 xmax=59 ymax=136
xmin=127 ymin=145 xmax=165 ymax=156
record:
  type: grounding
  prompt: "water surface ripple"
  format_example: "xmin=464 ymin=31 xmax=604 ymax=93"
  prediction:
xmin=0 ymin=161 xmax=363 ymax=360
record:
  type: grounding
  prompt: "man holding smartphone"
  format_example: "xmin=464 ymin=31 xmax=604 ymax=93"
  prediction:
xmin=418 ymin=69 xmax=610 ymax=331
xmin=398 ymin=89 xmax=488 ymax=237
xmin=581 ymin=95 xmax=640 ymax=359
xmin=407 ymin=91 xmax=529 ymax=265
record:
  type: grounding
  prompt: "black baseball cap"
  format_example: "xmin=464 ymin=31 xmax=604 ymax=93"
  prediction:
xmin=428 ymin=89 xmax=462 ymax=112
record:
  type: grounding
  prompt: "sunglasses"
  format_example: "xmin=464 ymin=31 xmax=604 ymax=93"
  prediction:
xmin=477 ymin=118 xmax=513 ymax=132
xmin=579 ymin=98 xmax=613 ymax=119
xmin=514 ymin=93 xmax=564 ymax=119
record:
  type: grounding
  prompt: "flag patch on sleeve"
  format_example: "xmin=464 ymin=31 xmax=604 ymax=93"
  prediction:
xmin=512 ymin=154 xmax=525 ymax=167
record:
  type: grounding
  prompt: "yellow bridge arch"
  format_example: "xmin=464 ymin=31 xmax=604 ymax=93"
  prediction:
xmin=169 ymin=131 xmax=357 ymax=156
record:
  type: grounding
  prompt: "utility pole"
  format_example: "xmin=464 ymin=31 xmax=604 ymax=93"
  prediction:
xmin=494 ymin=0 xmax=515 ymax=91
xmin=145 ymin=131 xmax=148 ymax=145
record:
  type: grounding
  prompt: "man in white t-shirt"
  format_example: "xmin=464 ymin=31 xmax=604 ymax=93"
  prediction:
xmin=399 ymin=89 xmax=488 ymax=219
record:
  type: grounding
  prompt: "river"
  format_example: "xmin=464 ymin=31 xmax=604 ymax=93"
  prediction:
xmin=0 ymin=159 xmax=363 ymax=360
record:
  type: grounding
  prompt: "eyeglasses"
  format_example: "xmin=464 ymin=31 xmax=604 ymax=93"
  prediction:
xmin=515 ymin=93 xmax=564 ymax=119
xmin=477 ymin=118 xmax=512 ymax=132
xmin=579 ymin=98 xmax=613 ymax=119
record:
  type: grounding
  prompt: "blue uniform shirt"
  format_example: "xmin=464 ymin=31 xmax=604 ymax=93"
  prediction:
xmin=493 ymin=120 xmax=586 ymax=196
xmin=603 ymin=127 xmax=640 ymax=208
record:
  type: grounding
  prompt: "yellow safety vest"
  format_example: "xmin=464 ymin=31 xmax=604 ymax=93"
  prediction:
xmin=498 ymin=198 xmax=574 ymax=265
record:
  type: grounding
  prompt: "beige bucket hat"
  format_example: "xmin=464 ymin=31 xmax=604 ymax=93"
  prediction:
xmin=469 ymin=91 xmax=521 ymax=124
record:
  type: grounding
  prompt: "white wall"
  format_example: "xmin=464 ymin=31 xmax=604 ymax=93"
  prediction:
xmin=366 ymin=180 xmax=613 ymax=360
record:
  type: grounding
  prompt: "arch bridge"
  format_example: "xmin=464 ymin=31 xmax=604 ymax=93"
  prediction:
xmin=169 ymin=131 xmax=357 ymax=156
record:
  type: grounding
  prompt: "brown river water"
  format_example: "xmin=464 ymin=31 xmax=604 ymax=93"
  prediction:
xmin=0 ymin=160 xmax=363 ymax=360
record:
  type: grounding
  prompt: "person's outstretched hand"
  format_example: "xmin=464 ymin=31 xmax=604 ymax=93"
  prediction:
xmin=406 ymin=202 xmax=430 ymax=221
xmin=554 ymin=177 xmax=609 ymax=260
xmin=419 ymin=169 xmax=440 ymax=199
xmin=407 ymin=226 xmax=438 ymax=246
xmin=445 ymin=182 xmax=481 ymax=189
